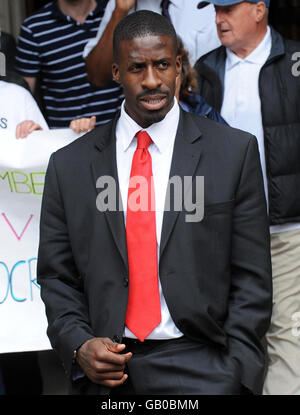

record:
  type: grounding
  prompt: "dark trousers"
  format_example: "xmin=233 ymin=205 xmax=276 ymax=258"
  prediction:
xmin=110 ymin=336 xmax=250 ymax=395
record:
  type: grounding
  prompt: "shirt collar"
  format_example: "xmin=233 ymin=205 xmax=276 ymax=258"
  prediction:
xmin=119 ymin=98 xmax=180 ymax=154
xmin=226 ymin=26 xmax=271 ymax=69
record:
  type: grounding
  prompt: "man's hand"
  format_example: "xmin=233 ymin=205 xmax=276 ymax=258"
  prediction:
xmin=69 ymin=116 xmax=96 ymax=133
xmin=115 ymin=0 xmax=136 ymax=14
xmin=76 ymin=337 xmax=132 ymax=387
xmin=15 ymin=120 xmax=43 ymax=138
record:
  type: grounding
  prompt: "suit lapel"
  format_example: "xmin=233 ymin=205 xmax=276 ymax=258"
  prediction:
xmin=90 ymin=116 xmax=128 ymax=272
xmin=160 ymin=110 xmax=203 ymax=259
xmin=90 ymin=110 xmax=202 ymax=270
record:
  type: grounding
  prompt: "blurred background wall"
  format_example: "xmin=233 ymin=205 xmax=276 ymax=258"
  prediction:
xmin=0 ymin=0 xmax=26 ymax=41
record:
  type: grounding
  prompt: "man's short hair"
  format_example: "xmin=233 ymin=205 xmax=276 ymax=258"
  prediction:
xmin=113 ymin=10 xmax=178 ymax=62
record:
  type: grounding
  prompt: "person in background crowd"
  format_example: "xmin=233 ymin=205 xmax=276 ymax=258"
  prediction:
xmin=176 ymin=36 xmax=227 ymax=124
xmin=0 ymin=79 xmax=48 ymax=138
xmin=84 ymin=0 xmax=220 ymax=87
xmin=15 ymin=0 xmax=123 ymax=128
xmin=1 ymin=28 xmax=95 ymax=136
xmin=37 ymin=10 xmax=272 ymax=395
xmin=195 ymin=0 xmax=300 ymax=395
xmin=0 ymin=78 xmax=98 ymax=137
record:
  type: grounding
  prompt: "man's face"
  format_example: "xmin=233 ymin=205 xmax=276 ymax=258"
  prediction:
xmin=215 ymin=2 xmax=260 ymax=54
xmin=112 ymin=35 xmax=181 ymax=128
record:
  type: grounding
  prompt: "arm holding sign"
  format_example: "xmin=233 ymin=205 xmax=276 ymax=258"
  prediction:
xmin=16 ymin=116 xmax=97 ymax=138
xmin=16 ymin=120 xmax=43 ymax=138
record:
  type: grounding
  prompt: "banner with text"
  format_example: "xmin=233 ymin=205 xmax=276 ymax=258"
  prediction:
xmin=0 ymin=129 xmax=81 ymax=353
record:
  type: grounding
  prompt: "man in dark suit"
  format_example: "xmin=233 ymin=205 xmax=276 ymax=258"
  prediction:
xmin=37 ymin=10 xmax=272 ymax=395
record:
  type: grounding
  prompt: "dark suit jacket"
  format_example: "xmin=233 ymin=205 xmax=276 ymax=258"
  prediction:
xmin=37 ymin=109 xmax=272 ymax=394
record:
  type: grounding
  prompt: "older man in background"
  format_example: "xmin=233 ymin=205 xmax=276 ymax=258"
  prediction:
xmin=195 ymin=0 xmax=300 ymax=395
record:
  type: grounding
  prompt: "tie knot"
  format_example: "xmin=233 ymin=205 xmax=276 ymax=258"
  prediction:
xmin=136 ymin=130 xmax=152 ymax=150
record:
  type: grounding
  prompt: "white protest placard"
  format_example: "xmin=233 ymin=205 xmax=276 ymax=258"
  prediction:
xmin=0 ymin=129 xmax=81 ymax=353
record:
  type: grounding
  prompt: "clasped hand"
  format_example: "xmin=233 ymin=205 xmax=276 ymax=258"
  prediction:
xmin=76 ymin=337 xmax=132 ymax=387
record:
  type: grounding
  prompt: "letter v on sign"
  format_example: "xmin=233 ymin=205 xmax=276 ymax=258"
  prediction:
xmin=1 ymin=213 xmax=34 ymax=241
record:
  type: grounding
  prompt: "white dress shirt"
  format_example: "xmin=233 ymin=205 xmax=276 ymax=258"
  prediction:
xmin=116 ymin=99 xmax=183 ymax=339
xmin=221 ymin=27 xmax=300 ymax=234
xmin=83 ymin=0 xmax=220 ymax=66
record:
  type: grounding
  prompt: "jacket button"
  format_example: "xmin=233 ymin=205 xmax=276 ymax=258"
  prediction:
xmin=123 ymin=277 xmax=129 ymax=287
xmin=112 ymin=335 xmax=120 ymax=343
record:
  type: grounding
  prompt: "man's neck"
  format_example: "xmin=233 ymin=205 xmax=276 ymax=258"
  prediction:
xmin=231 ymin=26 xmax=268 ymax=59
xmin=57 ymin=0 xmax=97 ymax=23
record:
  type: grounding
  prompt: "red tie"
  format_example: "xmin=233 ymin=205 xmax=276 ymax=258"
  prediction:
xmin=125 ymin=131 xmax=161 ymax=342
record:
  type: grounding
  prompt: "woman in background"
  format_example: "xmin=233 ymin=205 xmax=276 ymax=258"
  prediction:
xmin=176 ymin=36 xmax=227 ymax=125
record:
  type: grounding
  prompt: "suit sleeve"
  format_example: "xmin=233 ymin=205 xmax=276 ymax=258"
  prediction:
xmin=37 ymin=153 xmax=94 ymax=379
xmin=225 ymin=135 xmax=272 ymax=394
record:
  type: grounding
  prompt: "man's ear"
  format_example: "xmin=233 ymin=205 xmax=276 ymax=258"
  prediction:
xmin=175 ymin=55 xmax=182 ymax=77
xmin=112 ymin=63 xmax=121 ymax=84
xmin=255 ymin=1 xmax=267 ymax=22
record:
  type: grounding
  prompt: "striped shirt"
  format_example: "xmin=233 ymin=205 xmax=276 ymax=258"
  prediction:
xmin=15 ymin=1 xmax=123 ymax=128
